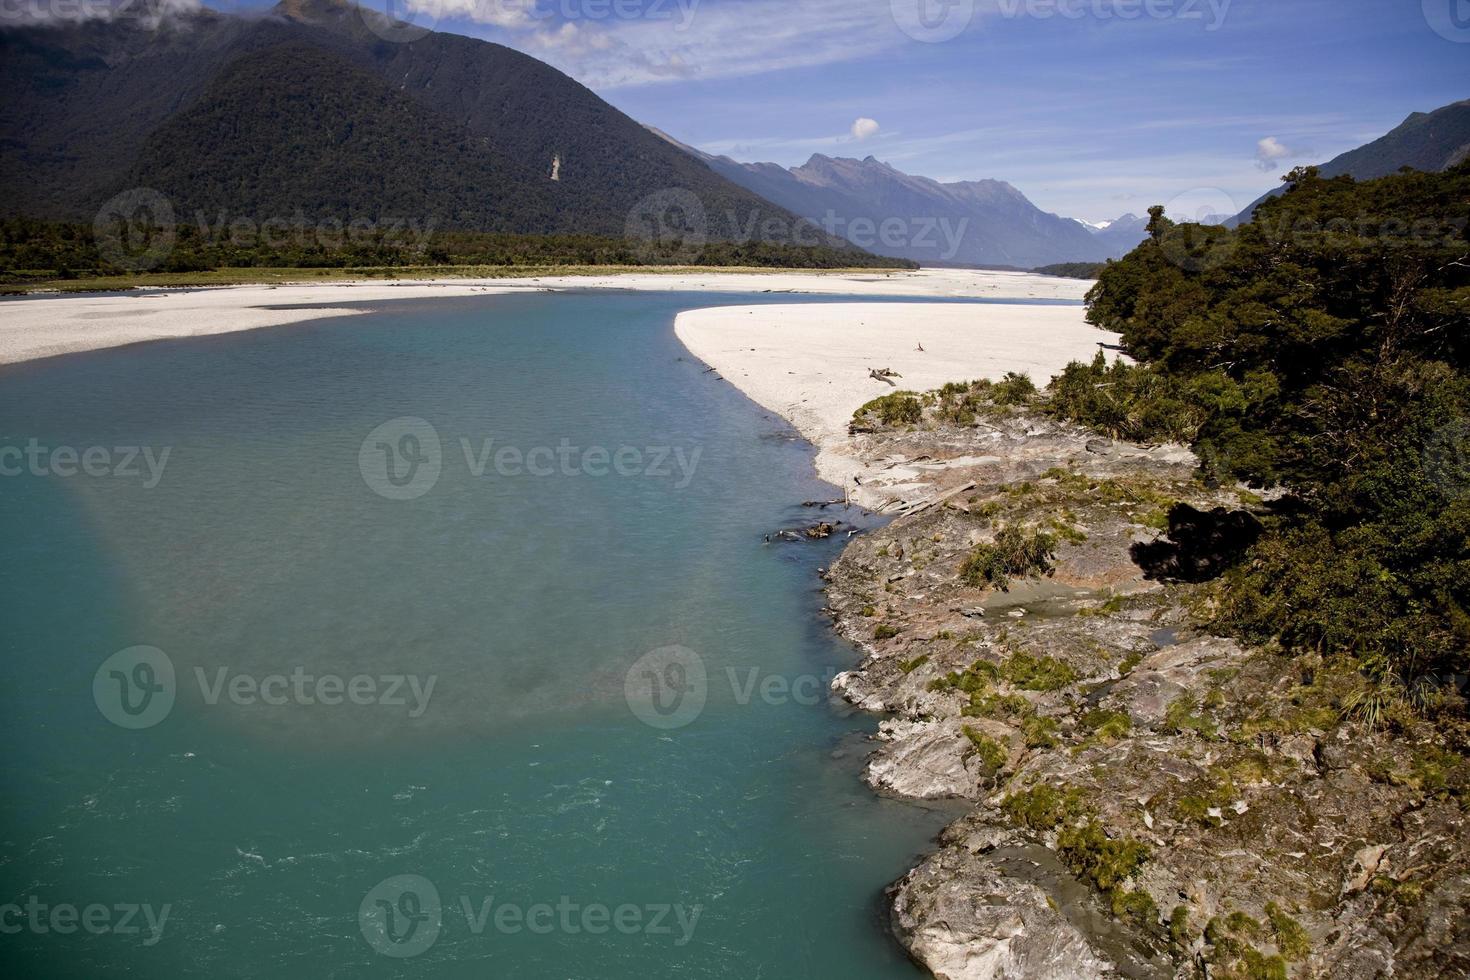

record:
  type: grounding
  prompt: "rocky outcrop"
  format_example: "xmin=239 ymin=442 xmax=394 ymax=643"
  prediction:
xmin=865 ymin=717 xmax=1020 ymax=800
xmin=1099 ymin=636 xmax=1245 ymax=729
xmin=891 ymin=849 xmax=1117 ymax=979
xmin=820 ymin=409 xmax=1470 ymax=980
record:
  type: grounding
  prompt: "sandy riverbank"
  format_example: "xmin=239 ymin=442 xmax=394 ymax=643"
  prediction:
xmin=673 ymin=301 xmax=1117 ymax=505
xmin=0 ymin=268 xmax=1089 ymax=366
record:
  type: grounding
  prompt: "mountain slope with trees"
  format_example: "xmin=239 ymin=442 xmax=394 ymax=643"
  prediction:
xmin=1232 ymin=97 xmax=1470 ymax=224
xmin=0 ymin=0 xmax=847 ymax=249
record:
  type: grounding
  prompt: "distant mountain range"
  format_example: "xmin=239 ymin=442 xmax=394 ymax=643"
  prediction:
xmin=655 ymin=133 xmax=1113 ymax=270
xmin=0 ymin=0 xmax=838 ymax=249
xmin=1082 ymin=214 xmax=1150 ymax=260
xmin=1233 ymin=98 xmax=1470 ymax=225
xmin=7 ymin=1 xmax=1458 ymax=270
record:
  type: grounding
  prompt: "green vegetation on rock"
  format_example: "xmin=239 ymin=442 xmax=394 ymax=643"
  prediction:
xmin=961 ymin=726 xmax=1009 ymax=779
xmin=1204 ymin=913 xmax=1290 ymax=979
xmin=1000 ymin=651 xmax=1079 ymax=692
xmin=1001 ymin=784 xmax=1088 ymax=832
xmin=933 ymin=374 xmax=1036 ymax=425
xmin=1001 ymin=784 xmax=1156 ymax=930
xmin=960 ymin=526 xmax=1058 ymax=591
xmin=1081 ymin=708 xmax=1132 ymax=742
xmin=1265 ymin=902 xmax=1311 ymax=961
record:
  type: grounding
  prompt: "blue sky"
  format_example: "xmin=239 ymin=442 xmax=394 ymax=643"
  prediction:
xmin=326 ymin=1 xmax=1464 ymax=220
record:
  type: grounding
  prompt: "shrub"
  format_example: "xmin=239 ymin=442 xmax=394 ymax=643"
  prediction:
xmin=962 ymin=726 xmax=1009 ymax=778
xmin=1265 ymin=902 xmax=1310 ymax=961
xmin=1081 ymin=709 xmax=1132 ymax=741
xmin=992 ymin=372 xmax=1038 ymax=405
xmin=1044 ymin=351 xmax=1205 ymax=444
xmin=931 ymin=373 xmax=1037 ymax=424
xmin=961 ymin=525 xmax=1058 ymax=590
xmin=1022 ymin=715 xmax=1060 ymax=749
xmin=1001 ymin=784 xmax=1087 ymax=831
xmin=1002 ymin=651 xmax=1078 ymax=691
xmin=854 ymin=391 xmax=922 ymax=427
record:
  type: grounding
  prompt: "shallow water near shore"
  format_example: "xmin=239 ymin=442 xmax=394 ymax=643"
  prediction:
xmin=0 ymin=291 xmax=1065 ymax=977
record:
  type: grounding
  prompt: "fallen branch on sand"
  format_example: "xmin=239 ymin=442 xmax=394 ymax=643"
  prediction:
xmin=868 ymin=367 xmax=902 ymax=386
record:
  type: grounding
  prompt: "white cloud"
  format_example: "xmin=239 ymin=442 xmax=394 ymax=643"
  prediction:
xmin=850 ymin=117 xmax=880 ymax=140
xmin=1255 ymin=136 xmax=1308 ymax=171
xmin=403 ymin=0 xmax=537 ymax=30
xmin=3 ymin=0 xmax=202 ymax=25
xmin=397 ymin=0 xmax=928 ymax=89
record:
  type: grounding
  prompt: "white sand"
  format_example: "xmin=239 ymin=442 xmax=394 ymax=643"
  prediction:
xmin=0 ymin=265 xmax=1109 ymax=503
xmin=0 ymin=268 xmax=1088 ymax=366
xmin=674 ymin=302 xmax=1117 ymax=498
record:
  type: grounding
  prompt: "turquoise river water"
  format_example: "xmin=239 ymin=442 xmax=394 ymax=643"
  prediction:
xmin=0 ymin=290 xmax=1070 ymax=977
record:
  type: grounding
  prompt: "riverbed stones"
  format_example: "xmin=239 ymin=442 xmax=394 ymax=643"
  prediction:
xmin=890 ymin=849 xmax=1116 ymax=979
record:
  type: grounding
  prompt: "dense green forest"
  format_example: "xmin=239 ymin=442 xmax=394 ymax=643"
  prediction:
xmin=0 ymin=217 xmax=913 ymax=287
xmin=1033 ymin=261 xmax=1108 ymax=279
xmin=1072 ymin=163 xmax=1469 ymax=730
xmin=2 ymin=11 xmax=853 ymax=250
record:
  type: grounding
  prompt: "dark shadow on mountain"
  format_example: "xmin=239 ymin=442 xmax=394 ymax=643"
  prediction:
xmin=1131 ymin=503 xmax=1263 ymax=583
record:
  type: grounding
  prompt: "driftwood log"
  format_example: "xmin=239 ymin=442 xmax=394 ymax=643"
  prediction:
xmin=894 ymin=481 xmax=978 ymax=518
xmin=868 ymin=367 xmax=902 ymax=386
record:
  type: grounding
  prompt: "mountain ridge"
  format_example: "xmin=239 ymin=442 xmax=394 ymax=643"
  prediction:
xmin=654 ymin=136 xmax=1113 ymax=269
xmin=0 ymin=0 xmax=848 ymax=249
xmin=1232 ymin=97 xmax=1470 ymax=225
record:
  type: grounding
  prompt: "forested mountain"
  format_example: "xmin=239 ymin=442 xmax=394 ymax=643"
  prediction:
xmin=0 ymin=0 xmax=841 ymax=247
xmin=1232 ymin=97 xmax=1470 ymax=225
xmin=655 ymin=133 xmax=1113 ymax=269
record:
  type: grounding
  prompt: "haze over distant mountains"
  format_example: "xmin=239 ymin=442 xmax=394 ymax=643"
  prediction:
xmin=1233 ymin=98 xmax=1470 ymax=225
xmin=658 ymin=134 xmax=1114 ymax=270
xmin=690 ymin=94 xmax=1470 ymax=268
xmin=1081 ymin=214 xmax=1151 ymax=261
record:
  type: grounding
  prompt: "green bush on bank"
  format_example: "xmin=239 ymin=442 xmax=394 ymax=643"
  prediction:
xmin=853 ymin=392 xmax=923 ymax=427
xmin=1080 ymin=164 xmax=1470 ymax=705
xmin=960 ymin=525 xmax=1058 ymax=591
